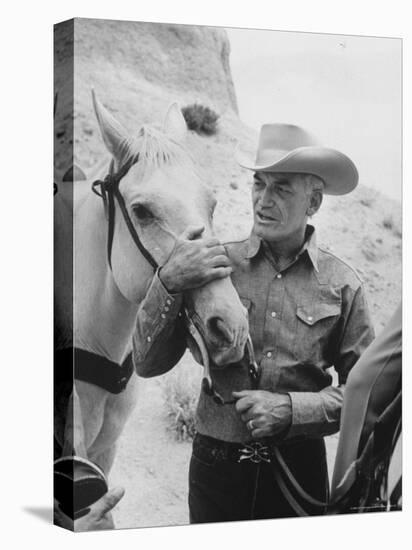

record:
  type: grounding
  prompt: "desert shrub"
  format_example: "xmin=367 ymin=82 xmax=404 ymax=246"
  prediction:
xmin=162 ymin=357 xmax=202 ymax=441
xmin=360 ymin=197 xmax=374 ymax=207
xmin=382 ymin=215 xmax=394 ymax=230
xmin=182 ymin=103 xmax=219 ymax=136
xmin=382 ymin=215 xmax=402 ymax=238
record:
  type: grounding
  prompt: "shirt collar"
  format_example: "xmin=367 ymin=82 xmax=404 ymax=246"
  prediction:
xmin=245 ymin=224 xmax=319 ymax=272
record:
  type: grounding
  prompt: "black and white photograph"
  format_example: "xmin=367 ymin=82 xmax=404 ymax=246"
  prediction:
xmin=52 ymin=17 xmax=402 ymax=531
xmin=5 ymin=3 xmax=411 ymax=547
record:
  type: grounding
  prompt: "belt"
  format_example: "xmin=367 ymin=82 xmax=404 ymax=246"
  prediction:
xmin=193 ymin=433 xmax=274 ymax=464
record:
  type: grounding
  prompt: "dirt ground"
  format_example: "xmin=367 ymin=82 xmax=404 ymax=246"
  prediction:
xmin=110 ymin=376 xmax=192 ymax=529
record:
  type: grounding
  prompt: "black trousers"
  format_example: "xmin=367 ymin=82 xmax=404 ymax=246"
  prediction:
xmin=189 ymin=434 xmax=329 ymax=523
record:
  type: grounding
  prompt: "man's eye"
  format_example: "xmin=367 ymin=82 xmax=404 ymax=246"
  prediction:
xmin=253 ymin=180 xmax=264 ymax=188
xmin=133 ymin=204 xmax=154 ymax=222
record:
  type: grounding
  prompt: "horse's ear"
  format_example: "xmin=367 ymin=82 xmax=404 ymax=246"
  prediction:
xmin=163 ymin=103 xmax=187 ymax=142
xmin=92 ymin=89 xmax=130 ymax=162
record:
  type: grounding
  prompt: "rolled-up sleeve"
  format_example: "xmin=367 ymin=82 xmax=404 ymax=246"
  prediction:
xmin=133 ymin=270 xmax=187 ymax=377
xmin=287 ymin=284 xmax=375 ymax=439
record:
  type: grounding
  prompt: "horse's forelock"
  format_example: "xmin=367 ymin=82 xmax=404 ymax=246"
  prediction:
xmin=120 ymin=125 xmax=191 ymax=172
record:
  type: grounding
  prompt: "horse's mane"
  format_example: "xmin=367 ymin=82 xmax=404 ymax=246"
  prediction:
xmin=121 ymin=125 xmax=192 ymax=171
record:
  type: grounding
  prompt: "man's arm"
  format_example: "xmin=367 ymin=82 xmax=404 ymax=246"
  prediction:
xmin=133 ymin=225 xmax=232 ymax=378
xmin=133 ymin=270 xmax=187 ymax=378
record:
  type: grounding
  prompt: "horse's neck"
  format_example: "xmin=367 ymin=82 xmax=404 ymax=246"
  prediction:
xmin=73 ymin=181 xmax=149 ymax=364
xmin=54 ymin=184 xmax=75 ymax=349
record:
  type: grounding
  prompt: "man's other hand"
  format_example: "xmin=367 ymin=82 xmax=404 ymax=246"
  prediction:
xmin=159 ymin=225 xmax=232 ymax=293
xmin=233 ymin=390 xmax=292 ymax=439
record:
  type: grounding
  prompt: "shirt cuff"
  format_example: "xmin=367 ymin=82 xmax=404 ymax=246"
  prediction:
xmin=143 ymin=269 xmax=183 ymax=329
xmin=286 ymin=392 xmax=325 ymax=439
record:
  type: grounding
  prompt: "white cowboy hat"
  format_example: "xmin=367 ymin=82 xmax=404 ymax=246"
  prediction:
xmin=236 ymin=123 xmax=358 ymax=195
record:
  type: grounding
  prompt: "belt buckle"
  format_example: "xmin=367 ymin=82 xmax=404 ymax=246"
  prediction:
xmin=238 ymin=442 xmax=271 ymax=464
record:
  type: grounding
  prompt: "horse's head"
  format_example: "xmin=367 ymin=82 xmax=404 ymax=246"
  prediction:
xmin=92 ymin=92 xmax=248 ymax=366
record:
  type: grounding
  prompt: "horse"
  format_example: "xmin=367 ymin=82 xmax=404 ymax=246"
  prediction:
xmin=54 ymin=92 xmax=249 ymax=518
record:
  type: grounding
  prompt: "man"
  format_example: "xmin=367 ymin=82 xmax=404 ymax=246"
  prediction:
xmin=133 ymin=123 xmax=375 ymax=522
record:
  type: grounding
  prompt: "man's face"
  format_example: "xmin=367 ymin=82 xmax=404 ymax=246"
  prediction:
xmin=252 ymin=172 xmax=312 ymax=244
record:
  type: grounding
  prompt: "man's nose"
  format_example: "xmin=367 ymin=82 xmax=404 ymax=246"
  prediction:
xmin=260 ymin=188 xmax=274 ymax=207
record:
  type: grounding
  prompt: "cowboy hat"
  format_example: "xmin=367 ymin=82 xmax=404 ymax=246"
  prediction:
xmin=236 ymin=124 xmax=358 ymax=195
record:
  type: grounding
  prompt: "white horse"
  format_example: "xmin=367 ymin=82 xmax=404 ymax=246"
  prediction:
xmin=54 ymin=92 xmax=248 ymax=515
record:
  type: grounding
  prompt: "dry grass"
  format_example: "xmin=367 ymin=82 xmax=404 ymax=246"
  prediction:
xmin=161 ymin=357 xmax=202 ymax=441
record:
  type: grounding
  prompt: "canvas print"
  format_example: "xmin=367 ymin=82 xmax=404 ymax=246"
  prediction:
xmin=53 ymin=18 xmax=402 ymax=531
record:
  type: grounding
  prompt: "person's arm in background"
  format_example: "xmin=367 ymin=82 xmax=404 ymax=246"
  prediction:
xmin=54 ymin=487 xmax=125 ymax=531
xmin=287 ymin=283 xmax=375 ymax=439
xmin=133 ymin=225 xmax=232 ymax=378
xmin=331 ymin=303 xmax=401 ymax=502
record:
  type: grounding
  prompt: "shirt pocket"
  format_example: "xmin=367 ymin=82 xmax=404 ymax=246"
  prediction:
xmin=293 ymin=297 xmax=342 ymax=365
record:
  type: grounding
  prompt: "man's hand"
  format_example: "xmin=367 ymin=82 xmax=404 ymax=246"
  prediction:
xmin=159 ymin=225 xmax=232 ymax=293
xmin=54 ymin=486 xmax=125 ymax=532
xmin=233 ymin=390 xmax=292 ymax=439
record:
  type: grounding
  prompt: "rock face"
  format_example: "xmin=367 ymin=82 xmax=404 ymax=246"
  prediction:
xmin=77 ymin=19 xmax=237 ymax=113
xmin=54 ymin=17 xmax=401 ymax=332
xmin=54 ymin=19 xmax=238 ymax=173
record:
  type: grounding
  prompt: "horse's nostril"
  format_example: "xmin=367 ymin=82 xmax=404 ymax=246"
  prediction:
xmin=207 ymin=317 xmax=233 ymax=346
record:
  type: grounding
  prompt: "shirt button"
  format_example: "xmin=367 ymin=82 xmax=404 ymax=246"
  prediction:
xmin=266 ymin=351 xmax=272 ymax=358
xmin=164 ymin=306 xmax=170 ymax=312
xmin=166 ymin=299 xmax=172 ymax=306
xmin=271 ymin=312 xmax=277 ymax=318
xmin=308 ymin=316 xmax=313 ymax=322
xmin=146 ymin=336 xmax=152 ymax=343
xmin=276 ymin=273 xmax=282 ymax=279
xmin=161 ymin=313 xmax=166 ymax=319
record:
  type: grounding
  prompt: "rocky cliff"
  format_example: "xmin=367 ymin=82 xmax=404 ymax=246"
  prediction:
xmin=54 ymin=18 xmax=401 ymax=331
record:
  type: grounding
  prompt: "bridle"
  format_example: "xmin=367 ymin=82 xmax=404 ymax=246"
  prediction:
xmin=92 ymin=156 xmax=158 ymax=270
xmin=91 ymin=159 xmax=260 ymax=403
xmin=183 ymin=309 xmax=260 ymax=405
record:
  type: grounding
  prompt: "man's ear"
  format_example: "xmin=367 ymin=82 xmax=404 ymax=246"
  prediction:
xmin=307 ymin=190 xmax=323 ymax=217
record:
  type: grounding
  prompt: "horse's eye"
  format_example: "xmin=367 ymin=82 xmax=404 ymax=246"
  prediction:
xmin=133 ymin=204 xmax=154 ymax=222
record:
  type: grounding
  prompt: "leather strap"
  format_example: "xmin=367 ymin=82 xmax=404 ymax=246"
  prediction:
xmin=55 ymin=347 xmax=134 ymax=394
xmin=92 ymin=157 xmax=158 ymax=270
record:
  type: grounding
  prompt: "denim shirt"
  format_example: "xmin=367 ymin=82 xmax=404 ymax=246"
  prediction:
xmin=133 ymin=225 xmax=375 ymax=443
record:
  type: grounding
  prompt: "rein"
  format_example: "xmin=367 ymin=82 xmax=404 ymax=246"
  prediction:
xmin=92 ymin=157 xmax=158 ymax=270
xmin=183 ymin=309 xmax=260 ymax=405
